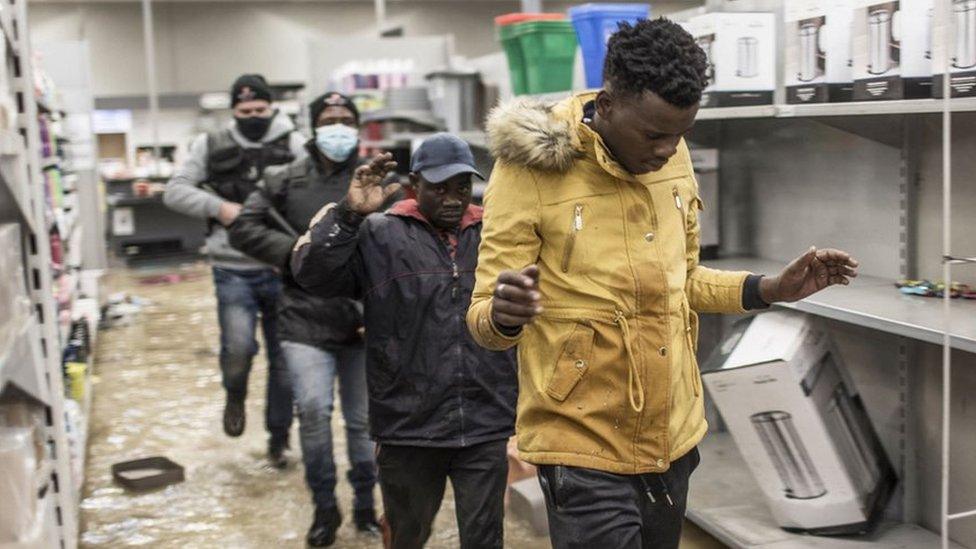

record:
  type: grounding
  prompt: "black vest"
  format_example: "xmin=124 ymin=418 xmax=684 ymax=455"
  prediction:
xmin=204 ymin=129 xmax=294 ymax=203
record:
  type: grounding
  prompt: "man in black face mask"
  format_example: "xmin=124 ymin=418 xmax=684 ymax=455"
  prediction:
xmin=164 ymin=74 xmax=306 ymax=467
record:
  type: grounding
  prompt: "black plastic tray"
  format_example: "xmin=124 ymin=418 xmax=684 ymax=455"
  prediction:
xmin=111 ymin=456 xmax=185 ymax=490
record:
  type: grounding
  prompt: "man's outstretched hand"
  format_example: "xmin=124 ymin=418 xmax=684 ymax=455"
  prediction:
xmin=761 ymin=247 xmax=859 ymax=304
xmin=491 ymin=265 xmax=543 ymax=330
xmin=346 ymin=152 xmax=400 ymax=216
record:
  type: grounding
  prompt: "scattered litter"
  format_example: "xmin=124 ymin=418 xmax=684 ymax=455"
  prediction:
xmin=895 ymin=280 xmax=976 ymax=299
xmin=99 ymin=293 xmax=151 ymax=328
xmin=112 ymin=457 xmax=185 ymax=491
xmin=137 ymin=272 xmax=204 ymax=286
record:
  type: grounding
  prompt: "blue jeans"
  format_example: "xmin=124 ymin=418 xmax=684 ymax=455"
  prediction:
xmin=281 ymin=341 xmax=377 ymax=511
xmin=213 ymin=267 xmax=293 ymax=442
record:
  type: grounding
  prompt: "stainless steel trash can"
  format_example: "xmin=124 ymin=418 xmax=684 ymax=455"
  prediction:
xmin=751 ymin=411 xmax=828 ymax=500
xmin=737 ymin=36 xmax=759 ymax=78
xmin=799 ymin=23 xmax=821 ymax=82
xmin=868 ymin=9 xmax=893 ymax=75
xmin=955 ymin=0 xmax=976 ymax=68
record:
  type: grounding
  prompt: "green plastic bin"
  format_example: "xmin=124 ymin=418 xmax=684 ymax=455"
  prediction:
xmin=499 ymin=20 xmax=578 ymax=95
xmin=498 ymin=22 xmax=530 ymax=96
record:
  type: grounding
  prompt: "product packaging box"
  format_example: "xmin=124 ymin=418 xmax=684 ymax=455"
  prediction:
xmin=785 ymin=0 xmax=856 ymax=103
xmin=853 ymin=0 xmax=934 ymax=100
xmin=701 ymin=311 xmax=896 ymax=535
xmin=933 ymin=0 xmax=976 ymax=97
xmin=684 ymin=12 xmax=777 ymax=107
xmin=689 ymin=148 xmax=719 ymax=258
xmin=0 ymin=224 xmax=29 ymax=355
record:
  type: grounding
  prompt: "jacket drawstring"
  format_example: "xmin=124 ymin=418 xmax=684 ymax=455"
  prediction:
xmin=615 ymin=310 xmax=645 ymax=413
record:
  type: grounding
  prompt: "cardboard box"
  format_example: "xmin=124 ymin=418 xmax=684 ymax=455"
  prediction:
xmin=853 ymin=0 xmax=934 ymax=100
xmin=785 ymin=0 xmax=856 ymax=103
xmin=932 ymin=0 xmax=976 ymax=97
xmin=685 ymin=12 xmax=777 ymax=107
xmin=701 ymin=311 xmax=896 ymax=535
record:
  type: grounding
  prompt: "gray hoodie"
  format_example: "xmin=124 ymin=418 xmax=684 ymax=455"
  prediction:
xmin=163 ymin=111 xmax=307 ymax=269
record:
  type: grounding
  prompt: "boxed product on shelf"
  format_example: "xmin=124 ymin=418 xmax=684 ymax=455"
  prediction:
xmin=853 ymin=0 xmax=934 ymax=100
xmin=701 ymin=310 xmax=896 ymax=535
xmin=683 ymin=12 xmax=777 ymax=107
xmin=0 ymin=427 xmax=40 ymax=543
xmin=0 ymin=224 xmax=30 ymax=353
xmin=785 ymin=0 xmax=856 ymax=103
xmin=933 ymin=0 xmax=976 ymax=97
xmin=63 ymin=399 xmax=86 ymax=492
xmin=0 ymin=398 xmax=48 ymax=468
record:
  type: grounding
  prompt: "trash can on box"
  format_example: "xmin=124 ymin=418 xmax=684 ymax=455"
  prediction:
xmin=700 ymin=310 xmax=896 ymax=536
xmin=569 ymin=3 xmax=650 ymax=89
xmin=496 ymin=14 xmax=577 ymax=95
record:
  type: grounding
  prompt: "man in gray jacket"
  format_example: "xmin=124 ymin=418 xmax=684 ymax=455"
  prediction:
xmin=163 ymin=74 xmax=306 ymax=467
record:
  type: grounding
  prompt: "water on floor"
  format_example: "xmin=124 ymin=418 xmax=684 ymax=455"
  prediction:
xmin=79 ymin=262 xmax=549 ymax=548
xmin=79 ymin=262 xmax=726 ymax=548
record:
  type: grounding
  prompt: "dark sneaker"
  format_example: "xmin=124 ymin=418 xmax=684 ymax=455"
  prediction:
xmin=223 ymin=397 xmax=245 ymax=437
xmin=268 ymin=437 xmax=289 ymax=470
xmin=353 ymin=508 xmax=381 ymax=536
xmin=307 ymin=506 xmax=342 ymax=547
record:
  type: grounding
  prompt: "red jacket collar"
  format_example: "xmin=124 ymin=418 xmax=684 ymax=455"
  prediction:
xmin=387 ymin=199 xmax=483 ymax=231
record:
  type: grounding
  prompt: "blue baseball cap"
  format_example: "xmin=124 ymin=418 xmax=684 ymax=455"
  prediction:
xmin=411 ymin=133 xmax=484 ymax=184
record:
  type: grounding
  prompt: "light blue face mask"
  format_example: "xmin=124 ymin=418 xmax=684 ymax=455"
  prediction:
xmin=315 ymin=124 xmax=359 ymax=162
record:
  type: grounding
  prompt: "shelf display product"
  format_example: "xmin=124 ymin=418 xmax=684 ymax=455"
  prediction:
xmin=683 ymin=12 xmax=777 ymax=107
xmin=701 ymin=310 xmax=896 ymax=535
xmin=0 ymin=224 xmax=30 ymax=353
xmin=0 ymin=427 xmax=40 ymax=543
xmin=853 ymin=0 xmax=935 ymax=100
xmin=785 ymin=0 xmax=856 ymax=103
xmin=933 ymin=0 xmax=976 ymax=97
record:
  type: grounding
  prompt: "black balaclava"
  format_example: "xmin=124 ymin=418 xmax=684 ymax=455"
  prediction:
xmin=231 ymin=74 xmax=274 ymax=142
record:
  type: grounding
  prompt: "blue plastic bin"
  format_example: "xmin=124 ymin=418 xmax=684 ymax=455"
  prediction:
xmin=569 ymin=3 xmax=650 ymax=88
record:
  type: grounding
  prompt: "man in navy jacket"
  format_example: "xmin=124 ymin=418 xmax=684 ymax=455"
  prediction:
xmin=291 ymin=135 xmax=517 ymax=549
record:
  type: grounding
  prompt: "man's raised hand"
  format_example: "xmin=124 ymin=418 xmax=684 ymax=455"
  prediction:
xmin=346 ymin=152 xmax=400 ymax=216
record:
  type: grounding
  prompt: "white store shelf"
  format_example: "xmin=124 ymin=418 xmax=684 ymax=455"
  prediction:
xmin=0 ymin=318 xmax=50 ymax=405
xmin=688 ymin=433 xmax=963 ymax=549
xmin=703 ymin=257 xmax=976 ymax=354
xmin=520 ymin=91 xmax=976 ymax=120
xmin=697 ymin=105 xmax=778 ymax=120
xmin=777 ymin=97 xmax=976 ymax=118
xmin=0 ymin=8 xmax=18 ymax=55
xmin=0 ymin=168 xmax=34 ymax=234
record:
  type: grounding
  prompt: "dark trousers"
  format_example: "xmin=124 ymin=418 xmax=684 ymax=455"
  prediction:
xmin=538 ymin=447 xmax=701 ymax=549
xmin=377 ymin=440 xmax=508 ymax=549
xmin=212 ymin=266 xmax=293 ymax=441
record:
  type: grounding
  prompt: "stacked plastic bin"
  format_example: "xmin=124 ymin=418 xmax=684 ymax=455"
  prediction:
xmin=496 ymin=13 xmax=578 ymax=95
xmin=569 ymin=3 xmax=650 ymax=89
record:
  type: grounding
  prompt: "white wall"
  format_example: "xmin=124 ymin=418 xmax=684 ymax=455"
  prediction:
xmin=28 ymin=1 xmax=702 ymax=97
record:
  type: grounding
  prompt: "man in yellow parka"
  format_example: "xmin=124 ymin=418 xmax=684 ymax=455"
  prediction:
xmin=467 ymin=18 xmax=859 ymax=549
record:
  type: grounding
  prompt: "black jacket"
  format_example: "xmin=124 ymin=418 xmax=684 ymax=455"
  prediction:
xmin=290 ymin=199 xmax=517 ymax=448
xmin=228 ymin=145 xmax=363 ymax=349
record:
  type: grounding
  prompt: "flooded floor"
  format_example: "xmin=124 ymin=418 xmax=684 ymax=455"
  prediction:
xmin=80 ymin=262 xmax=726 ymax=548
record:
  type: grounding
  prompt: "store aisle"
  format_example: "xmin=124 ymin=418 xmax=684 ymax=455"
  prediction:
xmin=78 ymin=262 xmax=726 ymax=549
xmin=77 ymin=262 xmax=543 ymax=548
